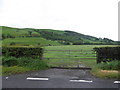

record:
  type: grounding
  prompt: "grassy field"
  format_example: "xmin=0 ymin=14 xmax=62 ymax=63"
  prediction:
xmin=2 ymin=37 xmax=61 ymax=46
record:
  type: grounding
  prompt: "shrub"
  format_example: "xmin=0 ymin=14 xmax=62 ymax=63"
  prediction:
xmin=96 ymin=60 xmax=120 ymax=70
xmin=2 ymin=47 xmax=43 ymax=59
xmin=27 ymin=59 xmax=48 ymax=70
xmin=17 ymin=57 xmax=33 ymax=66
xmin=2 ymin=56 xmax=18 ymax=67
xmin=2 ymin=56 xmax=48 ymax=71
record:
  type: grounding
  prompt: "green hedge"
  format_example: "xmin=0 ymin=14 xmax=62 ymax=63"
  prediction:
xmin=2 ymin=47 xmax=43 ymax=59
xmin=94 ymin=47 xmax=120 ymax=63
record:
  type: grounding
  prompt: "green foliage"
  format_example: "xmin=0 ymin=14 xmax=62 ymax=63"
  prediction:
xmin=2 ymin=56 xmax=18 ymax=66
xmin=2 ymin=56 xmax=49 ymax=75
xmin=2 ymin=47 xmax=43 ymax=59
xmin=17 ymin=57 xmax=33 ymax=66
xmin=94 ymin=47 xmax=120 ymax=63
xmin=2 ymin=46 xmax=49 ymax=75
xmin=96 ymin=61 xmax=120 ymax=70
xmin=27 ymin=59 xmax=49 ymax=70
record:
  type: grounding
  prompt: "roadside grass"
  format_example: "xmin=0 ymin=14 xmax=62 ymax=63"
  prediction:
xmin=92 ymin=69 xmax=120 ymax=79
xmin=80 ymin=60 xmax=120 ymax=79
xmin=2 ymin=66 xmax=30 ymax=76
xmin=91 ymin=61 xmax=120 ymax=79
xmin=2 ymin=56 xmax=49 ymax=76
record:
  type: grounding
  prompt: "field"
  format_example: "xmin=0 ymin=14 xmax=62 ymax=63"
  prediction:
xmin=43 ymin=45 xmax=117 ymax=67
xmin=2 ymin=37 xmax=61 ymax=46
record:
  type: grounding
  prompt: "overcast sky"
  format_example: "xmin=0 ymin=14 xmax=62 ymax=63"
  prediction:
xmin=0 ymin=0 xmax=119 ymax=41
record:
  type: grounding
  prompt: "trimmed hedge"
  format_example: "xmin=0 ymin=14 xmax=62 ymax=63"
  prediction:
xmin=2 ymin=47 xmax=43 ymax=59
xmin=94 ymin=47 xmax=120 ymax=63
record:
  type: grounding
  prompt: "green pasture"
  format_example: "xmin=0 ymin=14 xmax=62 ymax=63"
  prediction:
xmin=2 ymin=37 xmax=61 ymax=46
xmin=2 ymin=27 xmax=40 ymax=37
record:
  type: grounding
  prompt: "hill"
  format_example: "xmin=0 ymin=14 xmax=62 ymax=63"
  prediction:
xmin=1 ymin=26 xmax=118 ymax=46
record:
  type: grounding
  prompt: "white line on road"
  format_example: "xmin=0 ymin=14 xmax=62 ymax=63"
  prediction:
xmin=114 ymin=81 xmax=120 ymax=84
xmin=26 ymin=77 xmax=49 ymax=81
xmin=70 ymin=80 xmax=93 ymax=83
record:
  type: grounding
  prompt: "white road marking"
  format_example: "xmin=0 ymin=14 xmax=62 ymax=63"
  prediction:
xmin=114 ymin=81 xmax=120 ymax=84
xmin=26 ymin=77 xmax=49 ymax=81
xmin=70 ymin=80 xmax=93 ymax=83
xmin=5 ymin=77 xmax=8 ymax=80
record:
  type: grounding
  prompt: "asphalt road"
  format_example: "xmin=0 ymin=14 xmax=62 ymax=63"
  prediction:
xmin=2 ymin=68 xmax=120 ymax=88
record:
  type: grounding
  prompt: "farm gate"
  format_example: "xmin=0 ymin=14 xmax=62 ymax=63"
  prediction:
xmin=43 ymin=49 xmax=96 ymax=69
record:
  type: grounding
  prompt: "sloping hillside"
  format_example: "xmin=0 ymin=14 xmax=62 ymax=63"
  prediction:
xmin=1 ymin=26 xmax=118 ymax=46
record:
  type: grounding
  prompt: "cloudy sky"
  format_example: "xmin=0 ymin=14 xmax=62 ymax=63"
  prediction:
xmin=0 ymin=0 xmax=119 ymax=41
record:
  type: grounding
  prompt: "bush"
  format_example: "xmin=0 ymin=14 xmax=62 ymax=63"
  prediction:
xmin=27 ymin=59 xmax=48 ymax=70
xmin=2 ymin=47 xmax=43 ymax=59
xmin=2 ymin=56 xmax=48 ymax=71
xmin=17 ymin=57 xmax=33 ymax=66
xmin=2 ymin=56 xmax=18 ymax=66
xmin=96 ymin=60 xmax=120 ymax=70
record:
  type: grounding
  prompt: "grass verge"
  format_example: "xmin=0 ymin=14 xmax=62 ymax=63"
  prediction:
xmin=91 ymin=61 xmax=120 ymax=79
xmin=91 ymin=68 xmax=120 ymax=79
xmin=2 ymin=66 xmax=30 ymax=76
xmin=2 ymin=56 xmax=49 ymax=76
xmin=78 ymin=59 xmax=120 ymax=79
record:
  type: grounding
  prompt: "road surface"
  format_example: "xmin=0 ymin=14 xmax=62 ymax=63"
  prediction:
xmin=2 ymin=68 xmax=120 ymax=88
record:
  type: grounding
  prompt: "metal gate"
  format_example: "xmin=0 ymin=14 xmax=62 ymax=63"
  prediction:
xmin=43 ymin=49 xmax=96 ymax=69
